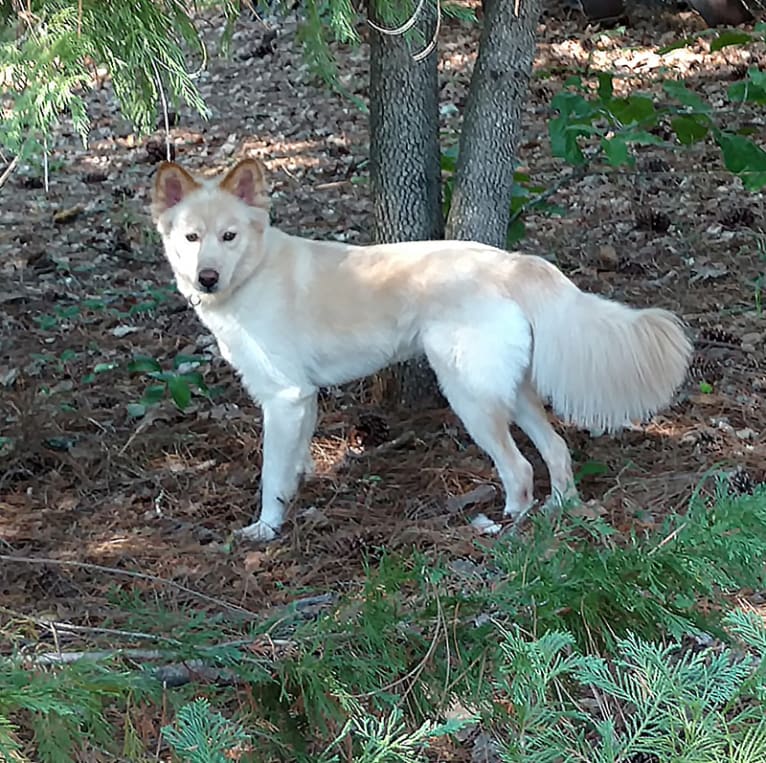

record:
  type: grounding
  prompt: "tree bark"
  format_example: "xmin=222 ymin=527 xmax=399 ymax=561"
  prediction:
xmin=445 ymin=0 xmax=542 ymax=248
xmin=368 ymin=1 xmax=444 ymax=407
xmin=368 ymin=3 xmax=443 ymax=245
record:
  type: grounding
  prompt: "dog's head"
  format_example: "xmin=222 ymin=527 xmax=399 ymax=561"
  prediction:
xmin=151 ymin=158 xmax=271 ymax=302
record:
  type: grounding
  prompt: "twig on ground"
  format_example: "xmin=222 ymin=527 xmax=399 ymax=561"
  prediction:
xmin=647 ymin=522 xmax=688 ymax=556
xmin=26 ymin=652 xmax=241 ymax=687
xmin=0 ymin=553 xmax=258 ymax=620
xmin=30 ymin=648 xmax=168 ymax=666
xmin=0 ymin=155 xmax=19 ymax=190
xmin=0 ymin=607 xmax=175 ymax=646
xmin=15 ymin=638 xmax=301 ymax=689
xmin=695 ymin=339 xmax=747 ymax=352
xmin=349 ymin=430 xmax=416 ymax=460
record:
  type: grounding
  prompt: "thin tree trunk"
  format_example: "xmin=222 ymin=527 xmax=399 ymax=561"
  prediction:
xmin=368 ymin=1 xmax=444 ymax=407
xmin=445 ymin=0 xmax=542 ymax=248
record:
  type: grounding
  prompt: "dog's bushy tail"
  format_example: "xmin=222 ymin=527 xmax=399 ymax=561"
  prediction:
xmin=521 ymin=261 xmax=692 ymax=433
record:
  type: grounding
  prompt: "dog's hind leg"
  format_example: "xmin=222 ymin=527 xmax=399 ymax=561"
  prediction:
xmin=514 ymin=381 xmax=578 ymax=510
xmin=441 ymin=386 xmax=535 ymax=520
xmin=237 ymin=389 xmax=317 ymax=542
xmin=422 ymin=300 xmax=536 ymax=521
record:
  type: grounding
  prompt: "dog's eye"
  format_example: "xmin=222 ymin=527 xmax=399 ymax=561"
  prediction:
xmin=185 ymin=233 xmax=199 ymax=243
xmin=222 ymin=231 xmax=237 ymax=242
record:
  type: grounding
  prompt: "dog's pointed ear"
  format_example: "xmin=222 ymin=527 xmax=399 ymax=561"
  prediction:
xmin=152 ymin=162 xmax=199 ymax=217
xmin=219 ymin=158 xmax=269 ymax=208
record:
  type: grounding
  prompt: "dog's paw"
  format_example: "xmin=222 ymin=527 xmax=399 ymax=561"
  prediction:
xmin=470 ymin=513 xmax=502 ymax=536
xmin=543 ymin=487 xmax=580 ymax=514
xmin=503 ymin=498 xmax=537 ymax=522
xmin=235 ymin=520 xmax=278 ymax=543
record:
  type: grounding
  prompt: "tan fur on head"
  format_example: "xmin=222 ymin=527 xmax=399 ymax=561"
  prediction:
xmin=219 ymin=159 xmax=270 ymax=210
xmin=151 ymin=162 xmax=200 ymax=221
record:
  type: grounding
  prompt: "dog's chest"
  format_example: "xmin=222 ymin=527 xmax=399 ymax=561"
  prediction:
xmin=197 ymin=306 xmax=300 ymax=398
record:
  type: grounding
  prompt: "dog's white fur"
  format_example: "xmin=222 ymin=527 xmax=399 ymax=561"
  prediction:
xmin=150 ymin=158 xmax=692 ymax=542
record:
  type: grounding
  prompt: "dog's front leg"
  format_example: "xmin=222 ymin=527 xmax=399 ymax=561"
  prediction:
xmin=236 ymin=390 xmax=317 ymax=542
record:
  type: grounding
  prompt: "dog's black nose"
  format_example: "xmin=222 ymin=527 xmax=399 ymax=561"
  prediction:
xmin=198 ymin=269 xmax=219 ymax=291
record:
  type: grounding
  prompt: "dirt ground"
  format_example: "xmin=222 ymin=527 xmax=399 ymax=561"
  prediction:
xmin=1 ymin=2 xmax=765 ymax=630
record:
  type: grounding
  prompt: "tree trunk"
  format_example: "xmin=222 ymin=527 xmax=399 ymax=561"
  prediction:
xmin=368 ymin=1 xmax=444 ymax=408
xmin=445 ymin=0 xmax=542 ymax=248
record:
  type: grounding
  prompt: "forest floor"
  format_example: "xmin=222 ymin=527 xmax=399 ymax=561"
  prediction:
xmin=1 ymin=0 xmax=765 ymax=663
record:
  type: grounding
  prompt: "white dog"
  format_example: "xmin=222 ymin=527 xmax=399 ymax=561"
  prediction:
xmin=150 ymin=158 xmax=691 ymax=541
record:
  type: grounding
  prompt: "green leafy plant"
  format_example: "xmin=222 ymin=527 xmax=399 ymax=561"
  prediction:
xmin=549 ymin=50 xmax=766 ymax=191
xmin=496 ymin=610 xmax=766 ymax=762
xmin=491 ymin=485 xmax=766 ymax=649
xmin=320 ymin=707 xmax=473 ymax=763
xmin=128 ymin=354 xmax=211 ymax=415
xmin=3 ymin=486 xmax=766 ymax=761
xmin=441 ymin=144 xmax=566 ymax=247
xmin=0 ymin=659 xmax=157 ymax=763
xmin=162 ymin=698 xmax=251 ymax=763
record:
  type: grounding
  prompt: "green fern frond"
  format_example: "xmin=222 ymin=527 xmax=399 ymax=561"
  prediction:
xmin=0 ymin=713 xmax=21 ymax=761
xmin=162 ymin=698 xmax=250 ymax=763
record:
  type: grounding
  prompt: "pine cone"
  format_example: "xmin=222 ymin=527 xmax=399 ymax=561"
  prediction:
xmin=689 ymin=354 xmax=723 ymax=382
xmin=348 ymin=413 xmax=390 ymax=449
xmin=729 ymin=468 xmax=756 ymax=496
xmin=145 ymin=139 xmax=175 ymax=164
xmin=635 ymin=208 xmax=671 ymax=233
xmin=720 ymin=207 xmax=756 ymax=230
xmin=17 ymin=175 xmax=44 ymax=190
xmin=697 ymin=327 xmax=740 ymax=347
xmin=83 ymin=170 xmax=108 ymax=184
xmin=112 ymin=186 xmax=135 ymax=201
xmin=641 ymin=157 xmax=671 ymax=174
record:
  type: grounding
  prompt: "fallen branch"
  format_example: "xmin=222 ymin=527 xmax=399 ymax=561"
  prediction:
xmin=21 ymin=648 xmax=244 ymax=687
xmin=153 ymin=660 xmax=241 ymax=687
xmin=18 ymin=638 xmax=299 ymax=688
xmin=2 ymin=591 xmax=338 ymax=679
xmin=31 ymin=648 xmax=168 ymax=666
